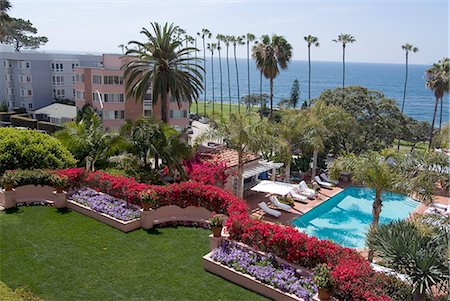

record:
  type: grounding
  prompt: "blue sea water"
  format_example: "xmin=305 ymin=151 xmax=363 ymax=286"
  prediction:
xmin=291 ymin=187 xmax=419 ymax=249
xmin=200 ymin=58 xmax=449 ymax=123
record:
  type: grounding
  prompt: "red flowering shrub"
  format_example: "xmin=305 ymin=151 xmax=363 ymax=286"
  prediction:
xmin=184 ymin=160 xmax=228 ymax=186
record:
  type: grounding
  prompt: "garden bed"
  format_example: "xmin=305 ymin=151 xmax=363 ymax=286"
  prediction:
xmin=67 ymin=188 xmax=141 ymax=232
xmin=203 ymin=241 xmax=318 ymax=301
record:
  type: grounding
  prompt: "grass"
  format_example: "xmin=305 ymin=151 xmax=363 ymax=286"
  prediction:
xmin=391 ymin=140 xmax=428 ymax=154
xmin=190 ymin=101 xmax=259 ymax=118
xmin=0 ymin=206 xmax=267 ymax=301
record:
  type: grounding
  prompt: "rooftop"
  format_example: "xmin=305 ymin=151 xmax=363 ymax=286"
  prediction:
xmin=199 ymin=147 xmax=260 ymax=168
xmin=34 ymin=103 xmax=77 ymax=120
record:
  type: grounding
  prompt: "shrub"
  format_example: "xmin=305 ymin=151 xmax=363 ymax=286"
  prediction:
xmin=1 ymin=169 xmax=61 ymax=188
xmin=0 ymin=128 xmax=75 ymax=174
xmin=209 ymin=214 xmax=225 ymax=227
xmin=184 ymin=160 xmax=228 ymax=186
xmin=313 ymin=263 xmax=333 ymax=290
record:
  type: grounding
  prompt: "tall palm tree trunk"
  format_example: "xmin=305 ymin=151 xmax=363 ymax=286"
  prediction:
xmin=342 ymin=45 xmax=346 ymax=88
xmin=195 ymin=37 xmax=199 ymax=115
xmin=429 ymin=96 xmax=439 ymax=148
xmin=202 ymin=37 xmax=207 ymax=116
xmin=218 ymin=46 xmax=223 ymax=116
xmin=397 ymin=52 xmax=409 ymax=151
xmin=439 ymin=97 xmax=443 ymax=132
xmin=234 ymin=45 xmax=240 ymax=113
xmin=308 ymin=45 xmax=311 ymax=102
xmin=237 ymin=154 xmax=244 ymax=198
xmin=211 ymin=51 xmax=215 ymax=115
xmin=285 ymin=157 xmax=291 ymax=183
xmin=368 ymin=188 xmax=382 ymax=262
xmin=311 ymin=149 xmax=318 ymax=179
xmin=269 ymin=77 xmax=274 ymax=120
xmin=247 ymin=41 xmax=251 ymax=112
xmin=260 ymin=70 xmax=263 ymax=118
xmin=226 ymin=46 xmax=232 ymax=117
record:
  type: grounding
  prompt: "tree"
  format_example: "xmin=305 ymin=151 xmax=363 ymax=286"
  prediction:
xmin=332 ymin=34 xmax=356 ymax=88
xmin=220 ymin=35 xmax=233 ymax=116
xmin=207 ymin=43 xmax=217 ymax=115
xmin=0 ymin=0 xmax=11 ymax=41
xmin=197 ymin=29 xmax=211 ymax=115
xmin=288 ymin=79 xmax=300 ymax=108
xmin=55 ymin=112 xmax=122 ymax=171
xmin=245 ymin=33 xmax=256 ymax=112
xmin=240 ymin=93 xmax=268 ymax=110
xmin=367 ymin=220 xmax=449 ymax=301
xmin=397 ymin=43 xmax=419 ymax=151
xmin=216 ymin=35 xmax=224 ymax=115
xmin=425 ymin=58 xmax=449 ymax=148
xmin=232 ymin=35 xmax=245 ymax=113
xmin=4 ymin=18 xmax=48 ymax=52
xmin=401 ymin=117 xmax=430 ymax=152
xmin=304 ymin=35 xmax=320 ymax=102
xmin=0 ymin=101 xmax=8 ymax=112
xmin=124 ymin=22 xmax=204 ymax=123
xmin=197 ymin=112 xmax=271 ymax=197
xmin=118 ymin=44 xmax=126 ymax=54
xmin=252 ymin=34 xmax=293 ymax=119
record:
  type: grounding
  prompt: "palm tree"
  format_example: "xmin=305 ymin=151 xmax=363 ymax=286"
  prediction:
xmin=118 ymin=44 xmax=126 ymax=54
xmin=367 ymin=220 xmax=449 ymax=301
xmin=245 ymin=33 xmax=256 ymax=112
xmin=333 ymin=34 xmax=356 ymax=88
xmin=197 ymin=29 xmax=211 ymax=116
xmin=207 ymin=43 xmax=217 ymax=115
xmin=252 ymin=34 xmax=293 ymax=119
xmin=123 ymin=22 xmax=204 ymax=123
xmin=55 ymin=112 xmax=122 ymax=171
xmin=304 ymin=35 xmax=320 ymax=103
xmin=197 ymin=112 xmax=271 ymax=197
xmin=216 ymin=35 xmax=224 ymax=116
xmin=0 ymin=0 xmax=11 ymax=41
xmin=223 ymin=35 xmax=233 ymax=116
xmin=397 ymin=43 xmax=419 ymax=151
xmin=277 ymin=110 xmax=302 ymax=182
xmin=232 ymin=35 xmax=245 ymax=113
xmin=194 ymin=35 xmax=199 ymax=115
xmin=425 ymin=58 xmax=449 ymax=148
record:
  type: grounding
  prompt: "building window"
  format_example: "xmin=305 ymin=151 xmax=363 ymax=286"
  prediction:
xmin=73 ymin=89 xmax=76 ymax=98
xmin=52 ymin=63 xmax=64 ymax=72
xmin=71 ymin=63 xmax=79 ymax=70
xmin=144 ymin=109 xmax=152 ymax=116
xmin=103 ymin=76 xmax=123 ymax=85
xmin=19 ymin=75 xmax=32 ymax=83
xmin=28 ymin=103 xmax=33 ymax=109
xmin=5 ymin=88 xmax=14 ymax=95
xmin=19 ymin=61 xmax=31 ymax=69
xmin=104 ymin=110 xmax=125 ymax=120
xmin=76 ymin=90 xmax=85 ymax=100
xmin=53 ymin=89 xmax=65 ymax=98
xmin=76 ymin=73 xmax=84 ymax=82
xmin=20 ymin=89 xmax=33 ymax=97
xmin=52 ymin=76 xmax=64 ymax=85
xmin=169 ymin=109 xmax=187 ymax=119
xmin=3 ymin=60 xmax=12 ymax=68
xmin=103 ymin=93 xmax=125 ymax=103
xmin=115 ymin=110 xmax=125 ymax=119
xmin=4 ymin=74 xmax=13 ymax=82
xmin=92 ymin=75 xmax=102 ymax=84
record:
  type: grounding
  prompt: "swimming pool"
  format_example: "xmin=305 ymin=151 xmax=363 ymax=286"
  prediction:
xmin=292 ymin=187 xmax=419 ymax=249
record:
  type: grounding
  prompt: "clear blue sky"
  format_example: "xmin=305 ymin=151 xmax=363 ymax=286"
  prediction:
xmin=9 ymin=0 xmax=449 ymax=64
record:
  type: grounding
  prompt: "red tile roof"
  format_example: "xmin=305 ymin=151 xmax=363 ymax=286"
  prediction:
xmin=199 ymin=147 xmax=260 ymax=168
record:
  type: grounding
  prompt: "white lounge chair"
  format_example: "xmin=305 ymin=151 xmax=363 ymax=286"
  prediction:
xmin=269 ymin=196 xmax=292 ymax=212
xmin=320 ymin=173 xmax=339 ymax=185
xmin=289 ymin=188 xmax=308 ymax=203
xmin=314 ymin=176 xmax=333 ymax=188
xmin=298 ymin=181 xmax=316 ymax=198
xmin=433 ymin=203 xmax=449 ymax=211
xmin=258 ymin=202 xmax=281 ymax=217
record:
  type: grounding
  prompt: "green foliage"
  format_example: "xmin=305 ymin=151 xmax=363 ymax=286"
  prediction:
xmin=240 ymin=93 xmax=268 ymax=109
xmin=289 ymin=79 xmax=300 ymax=108
xmin=3 ymin=18 xmax=48 ymax=51
xmin=0 ymin=128 xmax=75 ymax=174
xmin=316 ymin=86 xmax=403 ymax=154
xmin=367 ymin=220 xmax=449 ymax=296
xmin=432 ymin=123 xmax=450 ymax=149
xmin=0 ymin=281 xmax=42 ymax=301
xmin=209 ymin=214 xmax=226 ymax=227
xmin=313 ymin=263 xmax=334 ymax=289
xmin=0 ymin=101 xmax=8 ymax=112
xmin=401 ymin=117 xmax=430 ymax=150
xmin=1 ymin=169 xmax=67 ymax=189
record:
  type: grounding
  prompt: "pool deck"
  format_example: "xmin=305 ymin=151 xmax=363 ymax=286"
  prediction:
xmin=246 ymin=180 xmax=449 ymax=227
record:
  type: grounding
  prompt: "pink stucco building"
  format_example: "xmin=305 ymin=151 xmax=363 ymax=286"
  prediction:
xmin=74 ymin=54 xmax=190 ymax=130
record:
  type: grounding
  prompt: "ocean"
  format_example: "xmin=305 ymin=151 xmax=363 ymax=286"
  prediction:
xmin=199 ymin=58 xmax=449 ymax=124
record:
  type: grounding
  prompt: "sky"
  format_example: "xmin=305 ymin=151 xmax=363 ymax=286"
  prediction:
xmin=7 ymin=0 xmax=449 ymax=65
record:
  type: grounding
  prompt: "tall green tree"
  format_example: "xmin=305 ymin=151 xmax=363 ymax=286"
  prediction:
xmin=197 ymin=112 xmax=271 ymax=197
xmin=304 ymin=35 xmax=319 ymax=103
xmin=397 ymin=43 xmax=419 ymax=151
xmin=332 ymin=34 xmax=356 ymax=88
xmin=220 ymin=35 xmax=233 ymax=116
xmin=207 ymin=43 xmax=217 ymax=115
xmin=245 ymin=33 xmax=256 ymax=112
xmin=55 ymin=112 xmax=122 ymax=171
xmin=197 ymin=29 xmax=211 ymax=115
xmin=232 ymin=35 xmax=245 ymax=113
xmin=252 ymin=34 xmax=293 ymax=119
xmin=425 ymin=57 xmax=449 ymax=148
xmin=0 ymin=0 xmax=11 ymax=41
xmin=216 ymin=35 xmax=224 ymax=115
xmin=4 ymin=18 xmax=48 ymax=51
xmin=124 ymin=22 xmax=204 ymax=123
xmin=367 ymin=219 xmax=449 ymax=301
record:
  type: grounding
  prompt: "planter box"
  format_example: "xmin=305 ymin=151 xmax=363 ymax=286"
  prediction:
xmin=140 ymin=205 xmax=213 ymax=230
xmin=0 ymin=189 xmax=16 ymax=209
xmin=67 ymin=200 xmax=141 ymax=232
xmin=203 ymin=252 xmax=318 ymax=301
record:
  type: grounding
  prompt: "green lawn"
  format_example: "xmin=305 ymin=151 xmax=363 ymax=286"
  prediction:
xmin=0 ymin=206 xmax=267 ymax=301
xmin=391 ymin=140 xmax=428 ymax=154
xmin=190 ymin=101 xmax=259 ymax=118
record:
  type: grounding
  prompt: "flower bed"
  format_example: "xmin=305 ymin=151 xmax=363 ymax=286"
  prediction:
xmin=210 ymin=241 xmax=317 ymax=300
xmin=69 ymin=188 xmax=141 ymax=222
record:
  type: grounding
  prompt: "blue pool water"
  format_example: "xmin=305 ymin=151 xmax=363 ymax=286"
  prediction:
xmin=292 ymin=187 xmax=419 ymax=249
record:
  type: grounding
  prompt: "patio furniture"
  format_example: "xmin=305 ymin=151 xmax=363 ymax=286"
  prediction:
xmin=320 ymin=173 xmax=339 ymax=185
xmin=298 ymin=181 xmax=316 ymax=198
xmin=251 ymin=180 xmax=296 ymax=197
xmin=289 ymin=188 xmax=308 ymax=203
xmin=314 ymin=176 xmax=333 ymax=188
xmin=258 ymin=202 xmax=281 ymax=217
xmin=269 ymin=196 xmax=292 ymax=212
